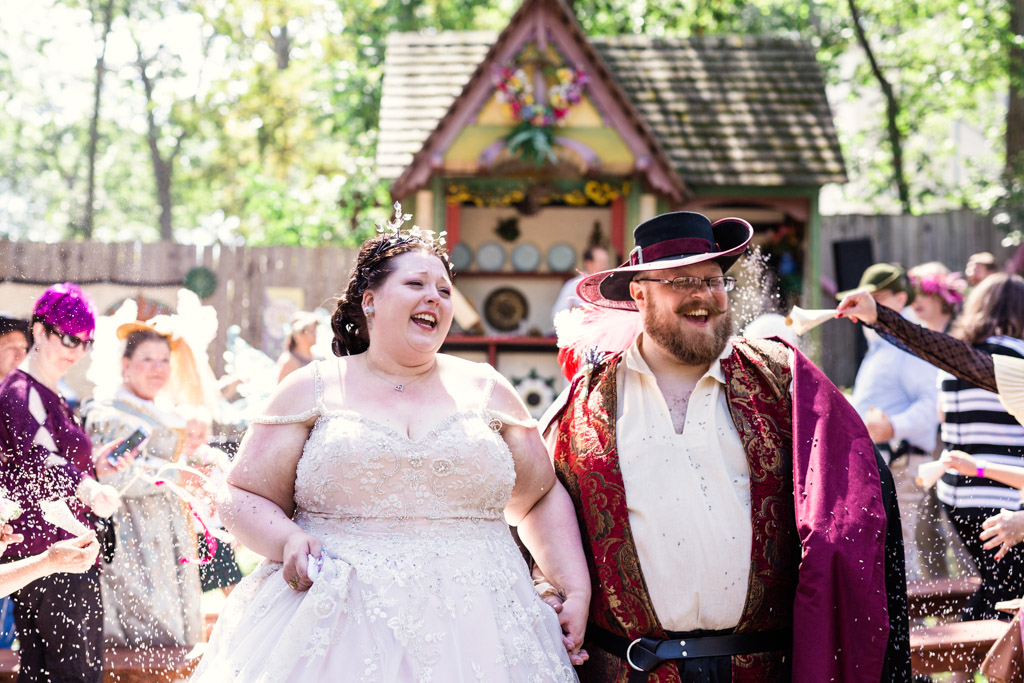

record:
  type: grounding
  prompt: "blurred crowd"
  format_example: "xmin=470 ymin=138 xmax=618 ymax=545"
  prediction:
xmin=0 ymin=284 xmax=324 ymax=681
xmin=835 ymin=250 xmax=1024 ymax=681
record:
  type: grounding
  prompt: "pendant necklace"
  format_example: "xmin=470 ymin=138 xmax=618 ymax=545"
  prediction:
xmin=365 ymin=360 xmax=435 ymax=392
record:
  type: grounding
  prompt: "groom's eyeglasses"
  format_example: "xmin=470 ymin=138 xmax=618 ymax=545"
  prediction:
xmin=633 ymin=275 xmax=737 ymax=293
xmin=42 ymin=323 xmax=94 ymax=351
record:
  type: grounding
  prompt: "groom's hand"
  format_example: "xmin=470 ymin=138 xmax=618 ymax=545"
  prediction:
xmin=558 ymin=591 xmax=589 ymax=666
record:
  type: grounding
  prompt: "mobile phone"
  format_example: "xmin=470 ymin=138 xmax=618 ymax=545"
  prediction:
xmin=107 ymin=426 xmax=150 ymax=465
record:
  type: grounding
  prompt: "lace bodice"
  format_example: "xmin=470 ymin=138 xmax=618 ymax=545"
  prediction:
xmin=254 ymin=360 xmax=517 ymax=535
xmin=294 ymin=407 xmax=515 ymax=529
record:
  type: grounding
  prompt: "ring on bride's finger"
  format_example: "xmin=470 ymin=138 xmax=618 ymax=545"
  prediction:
xmin=287 ymin=576 xmax=300 ymax=589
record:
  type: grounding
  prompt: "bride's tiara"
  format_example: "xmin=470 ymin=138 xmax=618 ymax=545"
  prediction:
xmin=371 ymin=202 xmax=448 ymax=260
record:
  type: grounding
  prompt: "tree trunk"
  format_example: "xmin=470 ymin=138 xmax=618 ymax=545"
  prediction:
xmin=273 ymin=25 xmax=290 ymax=70
xmin=846 ymin=0 xmax=912 ymax=214
xmin=1008 ymin=0 xmax=1024 ymax=172
xmin=83 ymin=0 xmax=117 ymax=239
xmin=138 ymin=54 xmax=176 ymax=240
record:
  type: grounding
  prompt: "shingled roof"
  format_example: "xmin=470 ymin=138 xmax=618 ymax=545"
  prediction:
xmin=377 ymin=31 xmax=493 ymax=181
xmin=377 ymin=30 xmax=847 ymax=190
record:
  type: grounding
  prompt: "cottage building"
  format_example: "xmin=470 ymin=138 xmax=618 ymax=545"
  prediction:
xmin=377 ymin=0 xmax=845 ymax=411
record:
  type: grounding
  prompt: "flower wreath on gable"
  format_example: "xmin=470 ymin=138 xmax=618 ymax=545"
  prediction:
xmin=494 ymin=49 xmax=587 ymax=165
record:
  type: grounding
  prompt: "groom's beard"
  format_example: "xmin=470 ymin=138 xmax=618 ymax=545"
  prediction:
xmin=644 ymin=301 xmax=733 ymax=367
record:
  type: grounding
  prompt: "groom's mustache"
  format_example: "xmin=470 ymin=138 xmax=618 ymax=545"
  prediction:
xmin=674 ymin=301 xmax=727 ymax=316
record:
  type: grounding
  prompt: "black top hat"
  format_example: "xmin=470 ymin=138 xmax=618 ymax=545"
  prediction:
xmin=577 ymin=211 xmax=753 ymax=310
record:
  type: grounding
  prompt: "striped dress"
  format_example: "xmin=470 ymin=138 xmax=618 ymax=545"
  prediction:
xmin=937 ymin=335 xmax=1024 ymax=509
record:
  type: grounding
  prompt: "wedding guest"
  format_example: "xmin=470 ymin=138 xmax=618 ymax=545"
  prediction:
xmin=276 ymin=311 xmax=319 ymax=383
xmin=178 ymin=406 xmax=242 ymax=595
xmin=551 ymin=245 xmax=610 ymax=322
xmin=0 ymin=315 xmax=28 ymax=381
xmin=0 ymin=283 xmax=124 ymax=682
xmin=966 ymin=251 xmax=999 ymax=288
xmin=83 ymin=319 xmax=203 ymax=647
xmin=908 ymin=262 xmax=965 ymax=333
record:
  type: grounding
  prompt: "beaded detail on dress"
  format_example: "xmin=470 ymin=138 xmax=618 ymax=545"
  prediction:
xmin=191 ymin=359 xmax=576 ymax=682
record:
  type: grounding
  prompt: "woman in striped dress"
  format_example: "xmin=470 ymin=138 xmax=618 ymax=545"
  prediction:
xmin=930 ymin=274 xmax=1024 ymax=621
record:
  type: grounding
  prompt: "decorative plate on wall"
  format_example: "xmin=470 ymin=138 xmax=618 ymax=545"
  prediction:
xmin=476 ymin=242 xmax=506 ymax=272
xmin=511 ymin=243 xmax=542 ymax=272
xmin=450 ymin=243 xmax=473 ymax=272
xmin=511 ymin=369 xmax=558 ymax=419
xmin=546 ymin=243 xmax=577 ymax=272
xmin=483 ymin=287 xmax=529 ymax=332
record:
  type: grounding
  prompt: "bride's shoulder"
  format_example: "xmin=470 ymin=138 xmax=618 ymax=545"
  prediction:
xmin=260 ymin=362 xmax=320 ymax=419
xmin=438 ymin=355 xmax=531 ymax=424
xmin=437 ymin=353 xmax=491 ymax=386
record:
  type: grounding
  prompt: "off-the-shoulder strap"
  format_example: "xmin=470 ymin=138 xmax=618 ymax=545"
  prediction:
xmin=312 ymin=359 xmax=328 ymax=414
xmin=250 ymin=360 xmax=326 ymax=425
xmin=480 ymin=369 xmax=538 ymax=431
xmin=481 ymin=368 xmax=498 ymax=410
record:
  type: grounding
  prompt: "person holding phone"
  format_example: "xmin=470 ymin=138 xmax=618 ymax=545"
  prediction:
xmin=0 ymin=282 xmax=126 ymax=683
xmin=83 ymin=319 xmax=203 ymax=649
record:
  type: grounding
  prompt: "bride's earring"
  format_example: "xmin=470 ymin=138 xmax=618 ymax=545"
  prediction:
xmin=363 ymin=306 xmax=374 ymax=316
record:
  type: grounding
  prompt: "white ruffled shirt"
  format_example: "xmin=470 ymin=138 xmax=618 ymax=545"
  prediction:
xmin=616 ymin=337 xmax=752 ymax=631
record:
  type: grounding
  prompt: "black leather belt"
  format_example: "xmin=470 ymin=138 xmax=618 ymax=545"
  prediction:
xmin=589 ymin=625 xmax=791 ymax=683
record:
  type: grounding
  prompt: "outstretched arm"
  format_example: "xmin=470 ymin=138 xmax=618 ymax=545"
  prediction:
xmin=837 ymin=290 xmax=997 ymax=392
xmin=942 ymin=450 xmax=1024 ymax=490
xmin=0 ymin=532 xmax=99 ymax=596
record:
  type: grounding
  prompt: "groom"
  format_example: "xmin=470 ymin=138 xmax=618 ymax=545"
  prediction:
xmin=542 ymin=211 xmax=910 ymax=682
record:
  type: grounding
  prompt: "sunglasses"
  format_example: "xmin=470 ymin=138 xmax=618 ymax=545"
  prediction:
xmin=43 ymin=323 xmax=94 ymax=351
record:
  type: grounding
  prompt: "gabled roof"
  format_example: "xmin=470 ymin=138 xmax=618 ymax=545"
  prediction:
xmin=377 ymin=6 xmax=847 ymax=196
xmin=382 ymin=0 xmax=687 ymax=202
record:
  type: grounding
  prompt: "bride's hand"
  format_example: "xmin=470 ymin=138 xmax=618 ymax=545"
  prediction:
xmin=282 ymin=530 xmax=322 ymax=592
xmin=558 ymin=591 xmax=589 ymax=666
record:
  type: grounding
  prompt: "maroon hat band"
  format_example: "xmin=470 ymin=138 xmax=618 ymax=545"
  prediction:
xmin=628 ymin=237 xmax=718 ymax=266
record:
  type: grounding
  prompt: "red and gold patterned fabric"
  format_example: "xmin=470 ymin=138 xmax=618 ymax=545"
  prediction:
xmin=551 ymin=339 xmax=798 ymax=682
xmin=550 ymin=338 xmax=891 ymax=682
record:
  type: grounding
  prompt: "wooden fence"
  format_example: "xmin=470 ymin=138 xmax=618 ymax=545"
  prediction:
xmin=0 ymin=208 xmax=1017 ymax=387
xmin=0 ymin=241 xmax=358 ymax=377
xmin=818 ymin=209 xmax=1017 ymax=386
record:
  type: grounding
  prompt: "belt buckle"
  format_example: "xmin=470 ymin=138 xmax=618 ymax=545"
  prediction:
xmin=625 ymin=638 xmax=645 ymax=672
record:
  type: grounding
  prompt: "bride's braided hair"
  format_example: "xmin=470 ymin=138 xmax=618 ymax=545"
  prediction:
xmin=331 ymin=205 xmax=452 ymax=356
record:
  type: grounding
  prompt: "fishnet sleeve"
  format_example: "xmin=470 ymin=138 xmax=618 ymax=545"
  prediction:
xmin=872 ymin=304 xmax=997 ymax=392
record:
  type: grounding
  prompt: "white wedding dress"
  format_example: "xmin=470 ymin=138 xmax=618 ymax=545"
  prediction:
xmin=191 ymin=361 xmax=577 ymax=682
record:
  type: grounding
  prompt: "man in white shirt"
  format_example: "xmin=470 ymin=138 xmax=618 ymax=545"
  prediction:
xmin=542 ymin=211 xmax=909 ymax=682
xmin=550 ymin=245 xmax=610 ymax=323
xmin=842 ymin=263 xmax=940 ymax=582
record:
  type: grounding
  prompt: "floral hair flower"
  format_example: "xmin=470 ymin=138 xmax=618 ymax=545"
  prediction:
xmin=911 ymin=271 xmax=967 ymax=307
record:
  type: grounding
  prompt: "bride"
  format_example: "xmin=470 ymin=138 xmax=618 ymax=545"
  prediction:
xmin=191 ymin=209 xmax=589 ymax=681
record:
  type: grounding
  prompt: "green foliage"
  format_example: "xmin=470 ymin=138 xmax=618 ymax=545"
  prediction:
xmin=506 ymin=121 xmax=558 ymax=165
xmin=0 ymin=0 xmax=1021 ymax=243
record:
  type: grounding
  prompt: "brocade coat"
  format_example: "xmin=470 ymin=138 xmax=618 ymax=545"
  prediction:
xmin=548 ymin=338 xmax=910 ymax=682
